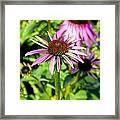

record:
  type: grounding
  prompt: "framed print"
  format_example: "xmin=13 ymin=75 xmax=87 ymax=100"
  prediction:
xmin=0 ymin=0 xmax=119 ymax=119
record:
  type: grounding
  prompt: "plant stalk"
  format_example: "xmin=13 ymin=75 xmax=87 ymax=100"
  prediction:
xmin=55 ymin=71 xmax=60 ymax=100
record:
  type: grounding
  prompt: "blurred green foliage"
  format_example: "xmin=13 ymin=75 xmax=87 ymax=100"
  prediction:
xmin=20 ymin=20 xmax=100 ymax=100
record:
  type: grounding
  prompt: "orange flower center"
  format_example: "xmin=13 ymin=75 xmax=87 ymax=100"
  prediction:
xmin=48 ymin=40 xmax=68 ymax=56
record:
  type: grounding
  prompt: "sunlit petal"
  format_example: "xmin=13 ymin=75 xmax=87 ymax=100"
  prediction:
xmin=49 ymin=56 xmax=56 ymax=75
xmin=25 ymin=49 xmax=47 ymax=56
xmin=31 ymin=54 xmax=50 ymax=67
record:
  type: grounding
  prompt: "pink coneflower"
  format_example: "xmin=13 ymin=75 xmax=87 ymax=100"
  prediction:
xmin=55 ymin=20 xmax=97 ymax=48
xmin=71 ymin=49 xmax=100 ymax=79
xmin=25 ymin=32 xmax=86 ymax=75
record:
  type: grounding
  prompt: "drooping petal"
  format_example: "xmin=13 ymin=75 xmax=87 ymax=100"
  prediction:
xmin=31 ymin=54 xmax=50 ymax=67
xmin=62 ymin=55 xmax=74 ymax=68
xmin=65 ymin=52 xmax=84 ymax=63
xmin=91 ymin=58 xmax=100 ymax=64
xmin=45 ymin=54 xmax=53 ymax=61
xmin=86 ymin=48 xmax=89 ymax=55
xmin=79 ymin=25 xmax=83 ymax=40
xmin=85 ymin=24 xmax=96 ymax=43
xmin=72 ymin=39 xmax=80 ymax=44
xmin=31 ymin=39 xmax=47 ymax=48
xmin=88 ymin=72 xmax=97 ymax=80
xmin=60 ymin=20 xmax=68 ymax=27
xmin=92 ymin=60 xmax=100 ymax=65
xmin=88 ymin=22 xmax=93 ymax=29
xmin=75 ymin=25 xmax=81 ymax=40
xmin=68 ymin=50 xmax=87 ymax=56
xmin=53 ymin=21 xmax=68 ymax=40
xmin=35 ymin=36 xmax=48 ymax=46
xmin=49 ymin=56 xmax=56 ymax=75
xmin=77 ymin=55 xmax=85 ymax=63
xmin=68 ymin=22 xmax=73 ymax=33
xmin=57 ymin=56 xmax=61 ymax=72
xmin=25 ymin=49 xmax=48 ymax=56
xmin=67 ymin=36 xmax=76 ymax=44
xmin=76 ymin=41 xmax=82 ymax=46
xmin=70 ymin=60 xmax=78 ymax=65
xmin=89 ymin=51 xmax=94 ymax=60
xmin=72 ymin=24 xmax=76 ymax=35
xmin=72 ymin=46 xmax=86 ymax=50
xmin=82 ymin=26 xmax=91 ymax=48
xmin=69 ymin=43 xmax=75 ymax=47
xmin=71 ymin=68 xmax=79 ymax=74
xmin=62 ymin=32 xmax=69 ymax=42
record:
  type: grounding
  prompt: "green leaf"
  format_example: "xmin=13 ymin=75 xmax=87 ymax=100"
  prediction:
xmin=46 ymin=86 xmax=52 ymax=96
xmin=90 ymin=93 xmax=99 ymax=100
xmin=39 ymin=93 xmax=50 ymax=100
xmin=32 ymin=61 xmax=52 ymax=80
xmin=37 ymin=21 xmax=47 ymax=32
xmin=27 ymin=94 xmax=35 ymax=100
xmin=20 ymin=20 xmax=39 ymax=46
xmin=64 ymin=85 xmax=72 ymax=99
xmin=23 ymin=56 xmax=36 ymax=62
xmin=63 ymin=75 xmax=72 ymax=88
xmin=74 ymin=90 xmax=87 ymax=100
xmin=46 ymin=83 xmax=55 ymax=89
xmin=84 ymin=75 xmax=96 ymax=84
xmin=61 ymin=62 xmax=67 ymax=70
xmin=20 ymin=76 xmax=37 ymax=82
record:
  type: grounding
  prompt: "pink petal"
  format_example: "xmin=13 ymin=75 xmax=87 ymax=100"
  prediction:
xmin=72 ymin=46 xmax=85 ymax=50
xmin=57 ymin=57 xmax=61 ymax=72
xmin=88 ymin=72 xmax=97 ymax=80
xmin=88 ymin=23 xmax=93 ymax=29
xmin=85 ymin=24 xmax=96 ymax=43
xmin=70 ymin=60 xmax=78 ymax=65
xmin=79 ymin=26 xmax=83 ymax=40
xmin=75 ymin=25 xmax=81 ymax=40
xmin=49 ymin=56 xmax=56 ymax=75
xmin=86 ymin=48 xmax=89 ymax=55
xmin=61 ymin=20 xmax=68 ymax=26
xmin=93 ymin=60 xmax=100 ymax=65
xmin=82 ymin=26 xmax=91 ymax=48
xmin=77 ymin=55 xmax=85 ymax=63
xmin=25 ymin=49 xmax=47 ymax=56
xmin=69 ymin=43 xmax=75 ymax=47
xmin=65 ymin=52 xmax=84 ymax=63
xmin=69 ymin=50 xmax=86 ymax=56
xmin=53 ymin=21 xmax=68 ymax=40
xmin=62 ymin=55 xmax=74 ymax=68
xmin=89 ymin=51 xmax=94 ymax=60
xmin=76 ymin=41 xmax=82 ymax=46
xmin=31 ymin=54 xmax=50 ymax=67
xmin=45 ymin=54 xmax=53 ymax=61
xmin=71 ymin=24 xmax=76 ymax=35
xmin=62 ymin=32 xmax=69 ymax=42
xmin=71 ymin=68 xmax=79 ymax=74
xmin=67 ymin=36 xmax=76 ymax=44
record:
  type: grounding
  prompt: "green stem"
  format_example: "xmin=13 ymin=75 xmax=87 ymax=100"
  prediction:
xmin=55 ymin=71 xmax=60 ymax=100
xmin=48 ymin=20 xmax=51 ymax=34
xmin=71 ymin=72 xmax=80 ymax=86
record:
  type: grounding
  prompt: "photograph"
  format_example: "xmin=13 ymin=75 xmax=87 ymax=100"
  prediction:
xmin=2 ymin=1 xmax=118 ymax=118
xmin=20 ymin=20 xmax=100 ymax=100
